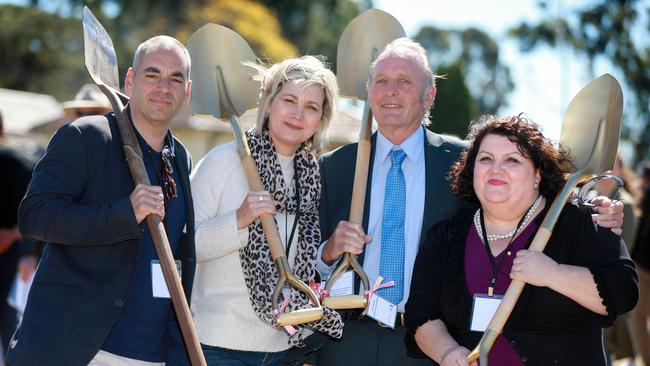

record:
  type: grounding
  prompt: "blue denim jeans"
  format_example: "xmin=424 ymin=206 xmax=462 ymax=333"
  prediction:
xmin=201 ymin=344 xmax=288 ymax=366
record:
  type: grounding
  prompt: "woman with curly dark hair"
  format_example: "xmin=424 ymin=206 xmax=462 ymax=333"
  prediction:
xmin=404 ymin=115 xmax=638 ymax=365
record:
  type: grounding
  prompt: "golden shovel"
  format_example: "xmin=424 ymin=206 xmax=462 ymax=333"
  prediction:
xmin=187 ymin=24 xmax=324 ymax=326
xmin=467 ymin=73 xmax=623 ymax=364
xmin=82 ymin=7 xmax=206 ymax=366
xmin=322 ymin=8 xmax=406 ymax=310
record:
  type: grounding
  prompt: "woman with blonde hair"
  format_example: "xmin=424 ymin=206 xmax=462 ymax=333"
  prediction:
xmin=190 ymin=56 xmax=343 ymax=365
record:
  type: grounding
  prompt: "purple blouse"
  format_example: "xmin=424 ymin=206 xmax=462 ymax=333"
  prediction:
xmin=464 ymin=217 xmax=540 ymax=366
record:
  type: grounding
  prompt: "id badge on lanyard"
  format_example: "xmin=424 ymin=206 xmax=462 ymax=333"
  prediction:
xmin=469 ymin=293 xmax=502 ymax=332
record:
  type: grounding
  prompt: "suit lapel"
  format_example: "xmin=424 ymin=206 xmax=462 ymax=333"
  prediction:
xmin=356 ymin=133 xmax=377 ymax=267
xmin=420 ymin=128 xmax=447 ymax=248
xmin=172 ymin=136 xmax=193 ymax=236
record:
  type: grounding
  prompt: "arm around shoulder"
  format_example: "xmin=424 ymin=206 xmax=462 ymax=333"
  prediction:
xmin=559 ymin=204 xmax=638 ymax=318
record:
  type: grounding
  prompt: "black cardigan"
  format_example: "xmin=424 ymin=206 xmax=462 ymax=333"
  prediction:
xmin=405 ymin=200 xmax=639 ymax=366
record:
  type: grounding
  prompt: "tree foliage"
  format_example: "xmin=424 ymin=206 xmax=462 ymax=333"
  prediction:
xmin=3 ymin=0 xmax=361 ymax=101
xmin=259 ymin=0 xmax=362 ymax=66
xmin=415 ymin=26 xmax=513 ymax=136
xmin=0 ymin=4 xmax=89 ymax=100
xmin=416 ymin=26 xmax=514 ymax=115
xmin=429 ymin=63 xmax=478 ymax=138
xmin=509 ymin=0 xmax=650 ymax=162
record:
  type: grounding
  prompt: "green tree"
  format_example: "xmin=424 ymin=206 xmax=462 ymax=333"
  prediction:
xmin=259 ymin=0 xmax=362 ymax=66
xmin=509 ymin=0 xmax=650 ymax=162
xmin=0 ymin=4 xmax=89 ymax=100
xmin=430 ymin=63 xmax=478 ymax=138
xmin=416 ymin=26 xmax=514 ymax=115
xmin=182 ymin=0 xmax=298 ymax=62
xmin=7 ymin=0 xmax=300 ymax=96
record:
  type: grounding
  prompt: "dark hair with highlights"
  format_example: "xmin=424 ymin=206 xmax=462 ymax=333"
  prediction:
xmin=450 ymin=114 xmax=574 ymax=203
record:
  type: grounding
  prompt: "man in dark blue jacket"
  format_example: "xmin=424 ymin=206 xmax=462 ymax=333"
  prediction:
xmin=6 ymin=35 xmax=195 ymax=366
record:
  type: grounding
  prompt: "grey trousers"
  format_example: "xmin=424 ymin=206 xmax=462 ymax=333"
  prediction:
xmin=315 ymin=318 xmax=432 ymax=366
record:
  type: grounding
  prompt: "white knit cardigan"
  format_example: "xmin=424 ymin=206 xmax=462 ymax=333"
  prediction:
xmin=189 ymin=141 xmax=298 ymax=352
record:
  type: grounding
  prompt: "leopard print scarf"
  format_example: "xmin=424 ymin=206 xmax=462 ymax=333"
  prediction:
xmin=239 ymin=127 xmax=343 ymax=346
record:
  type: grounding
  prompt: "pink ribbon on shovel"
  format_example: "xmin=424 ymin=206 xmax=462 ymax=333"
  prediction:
xmin=273 ymin=294 xmax=297 ymax=335
xmin=309 ymin=279 xmax=329 ymax=302
xmin=361 ymin=276 xmax=395 ymax=316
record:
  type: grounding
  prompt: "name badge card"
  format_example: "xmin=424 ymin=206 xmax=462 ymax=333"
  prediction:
xmin=151 ymin=260 xmax=182 ymax=298
xmin=470 ymin=293 xmax=502 ymax=332
xmin=366 ymin=294 xmax=398 ymax=329
xmin=322 ymin=270 xmax=354 ymax=296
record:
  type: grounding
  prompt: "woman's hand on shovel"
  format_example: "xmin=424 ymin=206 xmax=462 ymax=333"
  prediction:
xmin=237 ymin=190 xmax=275 ymax=229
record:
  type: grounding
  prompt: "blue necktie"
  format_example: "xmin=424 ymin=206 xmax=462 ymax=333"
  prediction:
xmin=379 ymin=148 xmax=407 ymax=304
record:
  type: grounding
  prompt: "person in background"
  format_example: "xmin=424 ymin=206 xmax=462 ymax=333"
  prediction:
xmin=599 ymin=156 xmax=640 ymax=365
xmin=630 ymin=162 xmax=650 ymax=366
xmin=0 ymin=111 xmax=36 ymax=360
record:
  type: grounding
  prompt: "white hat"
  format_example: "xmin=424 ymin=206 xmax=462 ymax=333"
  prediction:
xmin=61 ymin=84 xmax=112 ymax=117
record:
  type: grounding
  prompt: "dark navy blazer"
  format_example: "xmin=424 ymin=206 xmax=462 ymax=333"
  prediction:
xmin=7 ymin=112 xmax=196 ymax=366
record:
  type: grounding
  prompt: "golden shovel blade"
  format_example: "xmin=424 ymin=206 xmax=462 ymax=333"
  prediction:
xmin=560 ymin=73 xmax=623 ymax=174
xmin=82 ymin=7 xmax=120 ymax=92
xmin=187 ymin=23 xmax=259 ymax=120
xmin=336 ymin=8 xmax=406 ymax=100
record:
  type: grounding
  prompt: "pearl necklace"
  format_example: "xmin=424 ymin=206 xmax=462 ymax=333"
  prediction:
xmin=474 ymin=195 xmax=543 ymax=241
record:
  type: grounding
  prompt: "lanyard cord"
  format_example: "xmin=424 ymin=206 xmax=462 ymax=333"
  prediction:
xmin=478 ymin=199 xmax=536 ymax=296
xmin=284 ymin=159 xmax=301 ymax=258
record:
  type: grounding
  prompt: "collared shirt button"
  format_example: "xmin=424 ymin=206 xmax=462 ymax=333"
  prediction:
xmin=521 ymin=356 xmax=528 ymax=362
xmin=114 ymin=299 xmax=124 ymax=307
xmin=510 ymin=340 xmax=517 ymax=346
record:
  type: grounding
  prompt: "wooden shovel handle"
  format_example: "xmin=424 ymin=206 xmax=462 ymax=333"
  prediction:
xmin=98 ymin=85 xmax=206 ymax=366
xmin=349 ymin=102 xmax=373 ymax=224
xmin=236 ymin=132 xmax=285 ymax=261
xmin=323 ymin=102 xmax=373 ymax=308
xmin=229 ymin=116 xmax=323 ymax=324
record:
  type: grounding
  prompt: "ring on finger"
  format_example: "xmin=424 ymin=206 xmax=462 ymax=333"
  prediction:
xmin=258 ymin=196 xmax=264 ymax=202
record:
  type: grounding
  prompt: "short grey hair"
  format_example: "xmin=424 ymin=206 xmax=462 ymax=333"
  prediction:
xmin=132 ymin=35 xmax=191 ymax=80
xmin=247 ymin=56 xmax=338 ymax=152
xmin=368 ymin=37 xmax=441 ymax=124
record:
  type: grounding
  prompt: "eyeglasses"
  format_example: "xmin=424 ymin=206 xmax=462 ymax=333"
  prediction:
xmin=161 ymin=145 xmax=178 ymax=200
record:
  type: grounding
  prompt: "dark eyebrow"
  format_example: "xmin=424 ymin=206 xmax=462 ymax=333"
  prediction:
xmin=170 ymin=71 xmax=186 ymax=81
xmin=142 ymin=67 xmax=186 ymax=81
xmin=143 ymin=66 xmax=161 ymax=74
